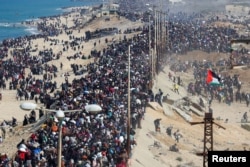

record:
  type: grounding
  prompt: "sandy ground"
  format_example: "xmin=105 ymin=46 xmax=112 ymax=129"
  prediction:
xmin=130 ymin=64 xmax=250 ymax=167
xmin=0 ymin=7 xmax=250 ymax=167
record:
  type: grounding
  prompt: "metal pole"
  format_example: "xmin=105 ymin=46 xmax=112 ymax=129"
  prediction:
xmin=149 ymin=15 xmax=153 ymax=81
xmin=166 ymin=11 xmax=169 ymax=53
xmin=157 ymin=11 xmax=160 ymax=73
xmin=151 ymin=49 xmax=153 ymax=81
xmin=154 ymin=9 xmax=157 ymax=77
xmin=57 ymin=122 xmax=62 ymax=167
xmin=163 ymin=12 xmax=166 ymax=59
xmin=160 ymin=0 xmax=164 ymax=61
xmin=126 ymin=45 xmax=131 ymax=162
xmin=160 ymin=12 xmax=162 ymax=60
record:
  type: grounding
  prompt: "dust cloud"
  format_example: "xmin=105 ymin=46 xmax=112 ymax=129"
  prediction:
xmin=118 ymin=0 xmax=250 ymax=14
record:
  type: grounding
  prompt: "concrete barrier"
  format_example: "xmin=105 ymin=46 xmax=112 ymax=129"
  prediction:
xmin=171 ymin=106 xmax=192 ymax=122
xmin=162 ymin=103 xmax=174 ymax=116
xmin=162 ymin=97 xmax=174 ymax=105
xmin=147 ymin=102 xmax=164 ymax=112
xmin=189 ymin=106 xmax=204 ymax=117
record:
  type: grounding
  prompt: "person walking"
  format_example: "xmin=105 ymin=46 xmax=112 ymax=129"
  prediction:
xmin=173 ymin=84 xmax=179 ymax=94
xmin=243 ymin=112 xmax=248 ymax=122
xmin=154 ymin=118 xmax=161 ymax=132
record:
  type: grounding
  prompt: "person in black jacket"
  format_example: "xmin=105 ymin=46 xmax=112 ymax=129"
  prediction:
xmin=23 ymin=114 xmax=29 ymax=126
xmin=154 ymin=118 xmax=161 ymax=132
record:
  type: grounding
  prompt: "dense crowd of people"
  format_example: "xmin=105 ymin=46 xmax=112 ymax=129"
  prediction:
xmin=10 ymin=31 xmax=150 ymax=166
xmin=0 ymin=17 xmax=150 ymax=166
xmin=164 ymin=11 xmax=250 ymax=108
xmin=167 ymin=12 xmax=239 ymax=54
xmin=184 ymin=58 xmax=250 ymax=107
xmin=0 ymin=1 xmax=250 ymax=166
xmin=165 ymin=12 xmax=250 ymax=107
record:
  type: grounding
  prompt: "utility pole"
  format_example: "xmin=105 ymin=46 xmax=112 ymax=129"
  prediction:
xmin=190 ymin=113 xmax=226 ymax=167
xmin=166 ymin=11 xmax=169 ymax=54
xmin=148 ymin=15 xmax=153 ymax=82
xmin=156 ymin=10 xmax=160 ymax=74
xmin=154 ymin=7 xmax=157 ymax=77
xmin=159 ymin=0 xmax=163 ymax=64
xmin=163 ymin=12 xmax=167 ymax=60
xmin=126 ymin=45 xmax=131 ymax=161
xmin=57 ymin=113 xmax=64 ymax=167
xmin=157 ymin=10 xmax=160 ymax=72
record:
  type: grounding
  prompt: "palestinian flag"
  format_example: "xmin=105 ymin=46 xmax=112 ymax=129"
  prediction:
xmin=206 ymin=70 xmax=221 ymax=85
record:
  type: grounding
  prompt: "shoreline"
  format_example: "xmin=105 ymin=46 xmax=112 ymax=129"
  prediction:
xmin=0 ymin=1 xmax=102 ymax=42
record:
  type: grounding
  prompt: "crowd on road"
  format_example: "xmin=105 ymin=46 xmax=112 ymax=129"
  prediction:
xmin=11 ymin=32 xmax=150 ymax=167
xmin=1 ymin=2 xmax=250 ymax=166
xmin=0 ymin=20 xmax=150 ymax=166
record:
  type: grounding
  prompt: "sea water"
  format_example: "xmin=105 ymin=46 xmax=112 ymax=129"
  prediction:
xmin=0 ymin=0 xmax=102 ymax=42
